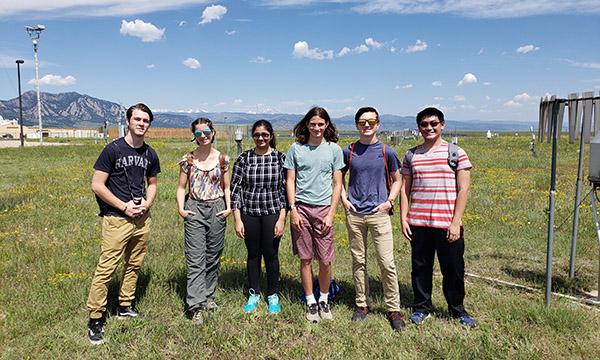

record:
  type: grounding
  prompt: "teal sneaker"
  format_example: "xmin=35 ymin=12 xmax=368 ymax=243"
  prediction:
xmin=243 ymin=289 xmax=261 ymax=313
xmin=267 ymin=294 xmax=281 ymax=314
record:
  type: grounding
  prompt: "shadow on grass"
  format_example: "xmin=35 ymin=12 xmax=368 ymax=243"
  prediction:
xmin=167 ymin=267 xmax=187 ymax=312
xmin=106 ymin=267 xmax=152 ymax=315
xmin=501 ymin=265 xmax=595 ymax=296
xmin=166 ymin=263 xmax=419 ymax=315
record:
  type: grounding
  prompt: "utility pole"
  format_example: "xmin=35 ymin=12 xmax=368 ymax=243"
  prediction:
xmin=26 ymin=24 xmax=45 ymax=143
xmin=16 ymin=59 xmax=25 ymax=147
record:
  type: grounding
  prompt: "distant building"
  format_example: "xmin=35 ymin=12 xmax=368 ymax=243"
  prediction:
xmin=0 ymin=120 xmax=100 ymax=139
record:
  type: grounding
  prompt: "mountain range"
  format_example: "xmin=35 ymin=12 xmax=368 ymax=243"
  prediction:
xmin=0 ymin=91 xmax=536 ymax=131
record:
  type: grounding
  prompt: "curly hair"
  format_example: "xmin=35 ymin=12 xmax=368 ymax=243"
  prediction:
xmin=293 ymin=106 xmax=338 ymax=145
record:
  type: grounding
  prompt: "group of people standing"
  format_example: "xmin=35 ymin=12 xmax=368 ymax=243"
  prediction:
xmin=85 ymin=103 xmax=475 ymax=345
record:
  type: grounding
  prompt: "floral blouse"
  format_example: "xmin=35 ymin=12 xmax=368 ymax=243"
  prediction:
xmin=179 ymin=153 xmax=230 ymax=201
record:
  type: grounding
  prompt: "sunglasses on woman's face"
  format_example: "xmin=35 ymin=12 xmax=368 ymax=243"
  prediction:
xmin=194 ymin=129 xmax=212 ymax=137
xmin=357 ymin=118 xmax=378 ymax=127
xmin=252 ymin=132 xmax=271 ymax=139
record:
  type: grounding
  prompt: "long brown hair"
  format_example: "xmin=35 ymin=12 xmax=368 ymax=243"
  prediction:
xmin=293 ymin=106 xmax=338 ymax=145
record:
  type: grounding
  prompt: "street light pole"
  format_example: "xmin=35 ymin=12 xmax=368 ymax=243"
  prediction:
xmin=16 ymin=59 xmax=25 ymax=147
xmin=26 ymin=24 xmax=45 ymax=143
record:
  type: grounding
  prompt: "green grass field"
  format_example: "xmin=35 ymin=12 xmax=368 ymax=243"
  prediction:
xmin=1 ymin=135 xmax=600 ymax=359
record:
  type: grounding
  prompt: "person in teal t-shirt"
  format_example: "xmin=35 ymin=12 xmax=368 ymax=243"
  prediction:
xmin=284 ymin=106 xmax=344 ymax=323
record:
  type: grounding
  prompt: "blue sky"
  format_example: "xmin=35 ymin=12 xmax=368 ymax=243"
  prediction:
xmin=0 ymin=0 xmax=599 ymax=121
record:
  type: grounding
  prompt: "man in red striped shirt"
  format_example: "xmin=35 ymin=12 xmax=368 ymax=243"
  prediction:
xmin=399 ymin=107 xmax=476 ymax=327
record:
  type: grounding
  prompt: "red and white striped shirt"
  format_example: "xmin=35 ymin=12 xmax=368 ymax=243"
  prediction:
xmin=401 ymin=140 xmax=472 ymax=229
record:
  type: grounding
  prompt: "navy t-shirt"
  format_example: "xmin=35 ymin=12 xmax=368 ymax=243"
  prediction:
xmin=94 ymin=137 xmax=161 ymax=217
xmin=343 ymin=141 xmax=400 ymax=215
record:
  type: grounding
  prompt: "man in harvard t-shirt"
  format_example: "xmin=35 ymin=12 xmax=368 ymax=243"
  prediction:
xmin=400 ymin=107 xmax=476 ymax=327
xmin=86 ymin=103 xmax=161 ymax=344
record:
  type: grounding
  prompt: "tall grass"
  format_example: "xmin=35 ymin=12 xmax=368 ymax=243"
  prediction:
xmin=1 ymin=135 xmax=599 ymax=359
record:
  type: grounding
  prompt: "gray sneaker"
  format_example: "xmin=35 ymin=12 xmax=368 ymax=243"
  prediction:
xmin=318 ymin=301 xmax=333 ymax=320
xmin=205 ymin=299 xmax=219 ymax=311
xmin=191 ymin=309 xmax=204 ymax=326
xmin=306 ymin=303 xmax=320 ymax=323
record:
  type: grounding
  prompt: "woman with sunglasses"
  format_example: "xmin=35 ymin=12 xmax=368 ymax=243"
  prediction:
xmin=230 ymin=120 xmax=287 ymax=314
xmin=176 ymin=117 xmax=231 ymax=325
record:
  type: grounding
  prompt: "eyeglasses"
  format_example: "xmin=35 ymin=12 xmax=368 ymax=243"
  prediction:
xmin=252 ymin=132 xmax=271 ymax=139
xmin=194 ymin=129 xmax=212 ymax=137
xmin=357 ymin=118 xmax=378 ymax=127
xmin=418 ymin=120 xmax=441 ymax=128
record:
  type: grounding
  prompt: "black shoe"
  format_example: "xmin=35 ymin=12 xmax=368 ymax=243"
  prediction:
xmin=387 ymin=311 xmax=406 ymax=331
xmin=87 ymin=317 xmax=105 ymax=345
xmin=117 ymin=305 xmax=143 ymax=319
xmin=351 ymin=306 xmax=369 ymax=322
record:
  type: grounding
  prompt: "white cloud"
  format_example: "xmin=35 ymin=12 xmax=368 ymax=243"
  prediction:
xmin=233 ymin=99 xmax=243 ymax=104
xmin=453 ymin=95 xmax=466 ymax=102
xmin=120 ymin=19 xmax=165 ymax=42
xmin=403 ymin=84 xmax=413 ymax=89
xmin=200 ymin=5 xmax=227 ymax=24
xmin=458 ymin=73 xmax=478 ymax=86
xmin=28 ymin=74 xmax=76 ymax=86
xmin=563 ymin=59 xmax=600 ymax=69
xmin=478 ymin=48 xmax=484 ymax=55
xmin=0 ymin=54 xmax=33 ymax=68
xmin=250 ymin=56 xmax=272 ymax=64
xmin=146 ymin=64 xmax=155 ymax=69
xmin=182 ymin=57 xmax=201 ymax=69
xmin=514 ymin=93 xmax=531 ymax=102
xmin=516 ymin=44 xmax=540 ymax=54
xmin=432 ymin=80 xmax=442 ymax=87
xmin=337 ymin=47 xmax=351 ymax=57
xmin=178 ymin=20 xmax=186 ymax=27
xmin=483 ymin=81 xmax=491 ymax=86
xmin=1 ymin=1 xmax=218 ymax=17
xmin=354 ymin=44 xmax=369 ymax=53
xmin=348 ymin=0 xmax=600 ymax=18
xmin=3 ymin=1 xmax=599 ymax=19
xmin=504 ymin=92 xmax=534 ymax=107
xmin=225 ymin=30 xmax=237 ymax=35
xmin=389 ymin=46 xmax=396 ymax=53
xmin=503 ymin=100 xmax=521 ymax=108
xmin=337 ymin=43 xmax=370 ymax=57
xmin=433 ymin=96 xmax=444 ymax=100
xmin=293 ymin=41 xmax=333 ymax=60
xmin=365 ymin=37 xmax=383 ymax=49
xmin=404 ymin=39 xmax=427 ymax=53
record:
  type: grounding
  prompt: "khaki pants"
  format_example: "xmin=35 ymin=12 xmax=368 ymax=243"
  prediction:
xmin=346 ymin=211 xmax=400 ymax=312
xmin=87 ymin=213 xmax=151 ymax=319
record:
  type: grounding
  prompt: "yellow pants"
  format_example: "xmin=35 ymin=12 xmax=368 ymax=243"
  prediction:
xmin=86 ymin=213 xmax=151 ymax=319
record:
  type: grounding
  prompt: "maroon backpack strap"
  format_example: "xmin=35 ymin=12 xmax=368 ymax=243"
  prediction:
xmin=349 ymin=142 xmax=356 ymax=169
xmin=382 ymin=144 xmax=391 ymax=191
